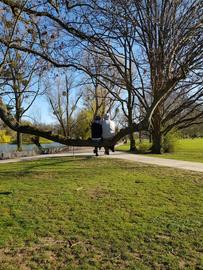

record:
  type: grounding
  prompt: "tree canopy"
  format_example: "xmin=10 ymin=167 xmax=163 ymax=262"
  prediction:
xmin=0 ymin=0 xmax=202 ymax=151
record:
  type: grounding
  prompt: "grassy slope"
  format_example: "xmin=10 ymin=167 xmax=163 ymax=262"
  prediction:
xmin=39 ymin=137 xmax=53 ymax=144
xmin=0 ymin=157 xmax=202 ymax=269
xmin=161 ymin=138 xmax=203 ymax=162
xmin=117 ymin=138 xmax=203 ymax=163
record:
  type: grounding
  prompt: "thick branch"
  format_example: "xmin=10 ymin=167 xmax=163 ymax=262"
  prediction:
xmin=0 ymin=101 xmax=147 ymax=147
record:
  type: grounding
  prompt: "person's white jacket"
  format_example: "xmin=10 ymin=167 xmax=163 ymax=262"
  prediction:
xmin=102 ymin=114 xmax=116 ymax=139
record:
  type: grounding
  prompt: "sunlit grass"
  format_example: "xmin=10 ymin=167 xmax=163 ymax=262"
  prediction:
xmin=0 ymin=157 xmax=202 ymax=269
xmin=117 ymin=138 xmax=203 ymax=163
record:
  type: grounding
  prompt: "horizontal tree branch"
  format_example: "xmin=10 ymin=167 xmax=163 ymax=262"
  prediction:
xmin=0 ymin=100 xmax=147 ymax=147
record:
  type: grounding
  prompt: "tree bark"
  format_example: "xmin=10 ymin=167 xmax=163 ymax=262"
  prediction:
xmin=31 ymin=136 xmax=45 ymax=154
xmin=151 ymin=108 xmax=162 ymax=154
xmin=139 ymin=130 xmax=142 ymax=143
xmin=129 ymin=132 xmax=136 ymax=152
xmin=128 ymin=109 xmax=138 ymax=152
xmin=151 ymin=131 xmax=162 ymax=154
xmin=16 ymin=131 xmax=22 ymax=152
xmin=0 ymin=101 xmax=148 ymax=148
xmin=16 ymin=107 xmax=22 ymax=151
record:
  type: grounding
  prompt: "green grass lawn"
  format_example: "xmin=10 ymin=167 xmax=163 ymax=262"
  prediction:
xmin=155 ymin=138 xmax=203 ymax=163
xmin=117 ymin=138 xmax=203 ymax=163
xmin=0 ymin=157 xmax=202 ymax=269
xmin=39 ymin=137 xmax=53 ymax=144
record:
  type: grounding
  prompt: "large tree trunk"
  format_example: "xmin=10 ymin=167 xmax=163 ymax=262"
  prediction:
xmin=151 ymin=108 xmax=162 ymax=154
xmin=129 ymin=132 xmax=136 ymax=152
xmin=151 ymin=131 xmax=162 ymax=154
xmin=128 ymin=115 xmax=137 ymax=152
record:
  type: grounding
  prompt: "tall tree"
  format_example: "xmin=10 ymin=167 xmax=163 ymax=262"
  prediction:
xmin=130 ymin=0 xmax=203 ymax=152
xmin=0 ymin=48 xmax=44 ymax=150
xmin=46 ymin=73 xmax=82 ymax=137
xmin=83 ymin=50 xmax=119 ymax=120
xmin=0 ymin=0 xmax=202 ymax=151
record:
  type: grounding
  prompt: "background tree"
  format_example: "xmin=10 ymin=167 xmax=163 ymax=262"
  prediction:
xmin=130 ymin=0 xmax=203 ymax=152
xmin=161 ymin=79 xmax=203 ymax=136
xmin=82 ymin=50 xmax=120 ymax=120
xmin=46 ymin=73 xmax=82 ymax=138
xmin=0 ymin=49 xmax=44 ymax=150
xmin=72 ymin=109 xmax=93 ymax=140
xmin=0 ymin=0 xmax=202 ymax=152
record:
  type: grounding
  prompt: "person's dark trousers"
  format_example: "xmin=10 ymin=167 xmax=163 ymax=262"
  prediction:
xmin=110 ymin=146 xmax=115 ymax=152
xmin=93 ymin=147 xmax=99 ymax=156
xmin=104 ymin=146 xmax=109 ymax=155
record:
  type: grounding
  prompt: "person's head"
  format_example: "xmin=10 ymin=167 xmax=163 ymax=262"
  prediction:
xmin=95 ymin=115 xmax=101 ymax=121
xmin=104 ymin=113 xmax=110 ymax=120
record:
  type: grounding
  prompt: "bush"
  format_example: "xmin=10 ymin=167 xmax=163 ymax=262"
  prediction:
xmin=163 ymin=132 xmax=180 ymax=153
xmin=138 ymin=141 xmax=152 ymax=153
xmin=0 ymin=130 xmax=11 ymax=143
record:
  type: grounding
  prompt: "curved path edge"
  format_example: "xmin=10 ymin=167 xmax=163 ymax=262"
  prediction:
xmin=106 ymin=152 xmax=203 ymax=173
xmin=0 ymin=151 xmax=203 ymax=173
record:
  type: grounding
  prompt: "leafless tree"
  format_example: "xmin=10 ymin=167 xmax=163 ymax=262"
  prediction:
xmin=0 ymin=0 xmax=202 ymax=152
xmin=130 ymin=0 xmax=203 ymax=152
xmin=0 ymin=49 xmax=44 ymax=150
xmin=46 ymin=73 xmax=82 ymax=137
xmin=82 ymin=50 xmax=120 ymax=120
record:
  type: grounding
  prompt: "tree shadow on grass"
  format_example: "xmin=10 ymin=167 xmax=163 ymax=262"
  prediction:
xmin=0 ymin=191 xmax=12 ymax=195
xmin=0 ymin=156 xmax=94 ymax=179
xmin=23 ymin=156 xmax=94 ymax=170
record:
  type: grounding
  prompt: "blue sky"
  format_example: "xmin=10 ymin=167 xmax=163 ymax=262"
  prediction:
xmin=27 ymin=96 xmax=54 ymax=124
xmin=26 ymin=72 xmax=84 ymax=125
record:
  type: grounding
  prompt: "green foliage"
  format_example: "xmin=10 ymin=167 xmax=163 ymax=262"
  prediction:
xmin=162 ymin=131 xmax=181 ymax=153
xmin=0 ymin=158 xmax=202 ymax=269
xmin=117 ymin=140 xmax=152 ymax=153
xmin=39 ymin=137 xmax=53 ymax=144
xmin=22 ymin=133 xmax=33 ymax=144
xmin=12 ymin=135 xmax=53 ymax=145
xmin=11 ymin=133 xmax=32 ymax=145
xmin=137 ymin=141 xmax=152 ymax=153
xmin=73 ymin=109 xmax=93 ymax=139
xmin=0 ymin=130 xmax=11 ymax=143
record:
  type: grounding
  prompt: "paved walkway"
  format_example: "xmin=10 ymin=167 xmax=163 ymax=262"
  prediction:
xmin=0 ymin=150 xmax=203 ymax=173
xmin=106 ymin=152 xmax=203 ymax=173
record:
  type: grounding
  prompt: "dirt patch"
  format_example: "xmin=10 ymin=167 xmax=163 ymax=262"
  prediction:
xmin=0 ymin=248 xmax=30 ymax=270
xmin=86 ymin=187 xmax=111 ymax=200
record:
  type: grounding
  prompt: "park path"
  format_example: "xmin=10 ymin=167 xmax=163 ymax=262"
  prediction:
xmin=0 ymin=150 xmax=203 ymax=173
xmin=105 ymin=152 xmax=203 ymax=173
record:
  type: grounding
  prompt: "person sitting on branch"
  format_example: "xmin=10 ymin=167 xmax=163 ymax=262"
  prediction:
xmin=91 ymin=115 xmax=102 ymax=156
xmin=102 ymin=113 xmax=116 ymax=155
